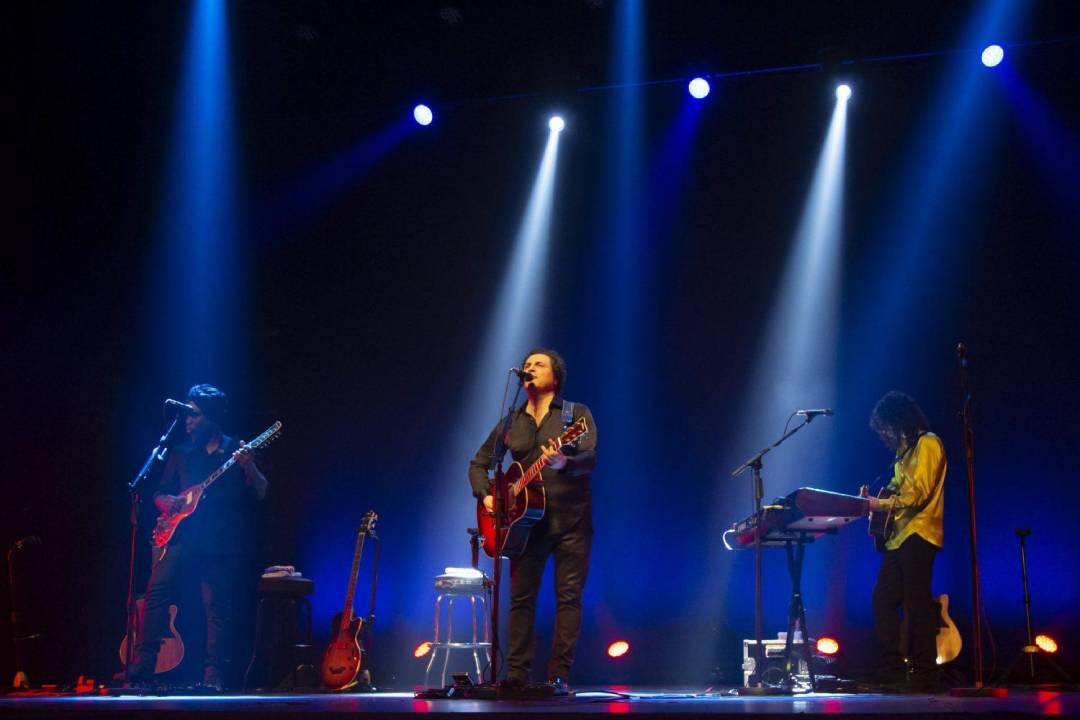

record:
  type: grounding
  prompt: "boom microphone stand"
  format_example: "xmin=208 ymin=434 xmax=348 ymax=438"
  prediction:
xmin=731 ymin=412 xmax=825 ymax=695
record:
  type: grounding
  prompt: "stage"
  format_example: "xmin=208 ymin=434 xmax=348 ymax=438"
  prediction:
xmin=2 ymin=687 xmax=1078 ymax=720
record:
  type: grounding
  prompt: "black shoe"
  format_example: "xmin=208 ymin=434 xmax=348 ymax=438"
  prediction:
xmin=548 ymin=676 xmax=570 ymax=697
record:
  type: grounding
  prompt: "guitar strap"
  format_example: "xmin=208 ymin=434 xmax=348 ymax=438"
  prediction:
xmin=560 ymin=400 xmax=575 ymax=429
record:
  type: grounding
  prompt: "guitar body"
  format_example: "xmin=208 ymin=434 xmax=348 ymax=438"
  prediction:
xmin=151 ymin=486 xmax=204 ymax=549
xmin=935 ymin=594 xmax=962 ymax=664
xmin=868 ymin=487 xmax=897 ymax=553
xmin=477 ymin=461 xmax=546 ymax=558
xmin=119 ymin=598 xmax=185 ymax=674
xmin=320 ymin=616 xmax=364 ymax=690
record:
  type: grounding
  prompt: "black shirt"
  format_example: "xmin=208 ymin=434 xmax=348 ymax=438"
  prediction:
xmin=156 ymin=435 xmax=261 ymax=554
xmin=468 ymin=398 xmax=597 ymax=534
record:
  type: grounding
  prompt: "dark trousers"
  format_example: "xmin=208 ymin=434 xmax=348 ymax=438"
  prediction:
xmin=131 ymin=543 xmax=240 ymax=682
xmin=507 ymin=517 xmax=592 ymax=682
xmin=872 ymin=533 xmax=939 ymax=678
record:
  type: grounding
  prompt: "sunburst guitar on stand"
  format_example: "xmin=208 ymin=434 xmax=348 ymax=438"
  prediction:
xmin=150 ymin=421 xmax=283 ymax=560
xmin=321 ymin=510 xmax=378 ymax=690
xmin=118 ymin=597 xmax=184 ymax=674
xmin=477 ymin=417 xmax=590 ymax=558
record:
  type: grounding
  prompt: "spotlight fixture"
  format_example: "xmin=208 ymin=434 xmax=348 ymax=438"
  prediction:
xmin=836 ymin=84 xmax=852 ymax=101
xmin=981 ymin=44 xmax=1004 ymax=68
xmin=413 ymin=104 xmax=434 ymax=126
xmin=548 ymin=115 xmax=565 ymax=132
xmin=606 ymin=640 xmax=630 ymax=658
xmin=688 ymin=77 xmax=711 ymax=99
xmin=414 ymin=641 xmax=433 ymax=658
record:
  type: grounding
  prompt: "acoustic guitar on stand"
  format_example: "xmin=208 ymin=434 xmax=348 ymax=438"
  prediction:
xmin=477 ymin=417 xmax=589 ymax=558
xmin=321 ymin=510 xmax=378 ymax=690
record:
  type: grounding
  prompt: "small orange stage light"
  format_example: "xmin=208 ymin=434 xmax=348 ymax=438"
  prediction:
xmin=607 ymin=640 xmax=631 ymax=659
xmin=414 ymin=641 xmax=433 ymax=658
xmin=1034 ymin=634 xmax=1058 ymax=654
xmin=816 ymin=637 xmax=840 ymax=656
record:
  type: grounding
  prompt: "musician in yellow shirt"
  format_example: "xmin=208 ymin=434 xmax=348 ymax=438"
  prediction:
xmin=862 ymin=391 xmax=946 ymax=690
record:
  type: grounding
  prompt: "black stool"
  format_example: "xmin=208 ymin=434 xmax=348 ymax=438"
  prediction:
xmin=243 ymin=575 xmax=315 ymax=691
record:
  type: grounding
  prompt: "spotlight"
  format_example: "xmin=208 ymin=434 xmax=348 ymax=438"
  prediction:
xmin=548 ymin=115 xmax=565 ymax=132
xmin=607 ymin=640 xmax=630 ymax=659
xmin=413 ymin=104 xmax=434 ymax=126
xmin=1035 ymin=634 xmax=1058 ymax=654
xmin=815 ymin=637 xmax=840 ymax=656
xmin=981 ymin=44 xmax=1004 ymax=68
xmin=414 ymin=641 xmax=433 ymax=658
xmin=836 ymin=84 xmax=852 ymax=101
xmin=688 ymin=77 xmax=710 ymax=99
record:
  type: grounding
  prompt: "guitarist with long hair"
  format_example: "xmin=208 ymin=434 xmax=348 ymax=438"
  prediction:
xmin=127 ymin=384 xmax=268 ymax=690
xmin=861 ymin=391 xmax=946 ymax=691
xmin=468 ymin=348 xmax=597 ymax=695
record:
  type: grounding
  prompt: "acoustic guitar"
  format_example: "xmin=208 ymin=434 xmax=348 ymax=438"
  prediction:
xmin=865 ymin=486 xmax=897 ymax=553
xmin=320 ymin=511 xmax=378 ymax=690
xmin=118 ymin=597 xmax=184 ymax=674
xmin=899 ymin=593 xmax=962 ymax=665
xmin=151 ymin=421 xmax=282 ymax=559
xmin=476 ymin=417 xmax=589 ymax=558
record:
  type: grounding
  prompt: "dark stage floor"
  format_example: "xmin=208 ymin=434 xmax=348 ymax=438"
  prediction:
xmin=2 ymin=687 xmax=1077 ymax=719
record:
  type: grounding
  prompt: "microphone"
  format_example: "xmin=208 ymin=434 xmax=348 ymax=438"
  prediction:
xmin=163 ymin=399 xmax=197 ymax=417
xmin=511 ymin=368 xmax=535 ymax=382
xmin=795 ymin=408 xmax=834 ymax=418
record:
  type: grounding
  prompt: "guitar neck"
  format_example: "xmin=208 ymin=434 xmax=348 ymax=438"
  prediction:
xmin=340 ymin=533 xmax=367 ymax=628
xmin=515 ymin=442 xmax=559 ymax=492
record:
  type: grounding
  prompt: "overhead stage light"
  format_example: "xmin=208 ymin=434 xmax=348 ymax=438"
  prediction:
xmin=981 ymin=44 xmax=1004 ymax=68
xmin=414 ymin=641 xmax=433 ymax=658
xmin=688 ymin=77 xmax=711 ymax=99
xmin=549 ymin=115 xmax=565 ymax=132
xmin=413 ymin=104 xmax=434 ymax=126
xmin=836 ymin=84 xmax=852 ymax=101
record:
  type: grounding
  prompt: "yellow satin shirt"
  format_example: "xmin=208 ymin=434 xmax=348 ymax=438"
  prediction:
xmin=883 ymin=432 xmax=946 ymax=551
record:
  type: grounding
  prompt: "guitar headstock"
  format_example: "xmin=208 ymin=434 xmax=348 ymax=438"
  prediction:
xmin=249 ymin=421 xmax=284 ymax=451
xmin=359 ymin=510 xmax=378 ymax=534
xmin=558 ymin=417 xmax=590 ymax=450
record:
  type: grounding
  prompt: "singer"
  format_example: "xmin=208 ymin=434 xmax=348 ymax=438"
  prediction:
xmin=861 ymin=391 xmax=946 ymax=691
xmin=127 ymin=384 xmax=268 ymax=690
xmin=468 ymin=348 xmax=598 ymax=694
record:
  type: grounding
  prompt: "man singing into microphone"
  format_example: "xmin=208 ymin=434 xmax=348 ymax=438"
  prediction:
xmin=128 ymin=384 xmax=267 ymax=690
xmin=861 ymin=391 xmax=946 ymax=691
xmin=468 ymin=349 xmax=597 ymax=694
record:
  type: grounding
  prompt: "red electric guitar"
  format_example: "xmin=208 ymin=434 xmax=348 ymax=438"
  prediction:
xmin=321 ymin=511 xmax=378 ymax=690
xmin=477 ymin=417 xmax=590 ymax=558
xmin=150 ymin=421 xmax=283 ymax=559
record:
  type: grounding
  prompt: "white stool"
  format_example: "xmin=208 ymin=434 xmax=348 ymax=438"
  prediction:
xmin=424 ymin=567 xmax=491 ymax=688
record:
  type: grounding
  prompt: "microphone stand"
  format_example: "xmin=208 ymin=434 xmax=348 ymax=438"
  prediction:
xmin=950 ymin=343 xmax=1008 ymax=698
xmin=731 ymin=414 xmax=820 ymax=695
xmin=121 ymin=412 xmax=185 ymax=684
xmin=484 ymin=372 xmax=525 ymax=692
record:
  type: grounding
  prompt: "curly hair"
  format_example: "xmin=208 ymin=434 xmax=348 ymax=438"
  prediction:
xmin=870 ymin=391 xmax=929 ymax=449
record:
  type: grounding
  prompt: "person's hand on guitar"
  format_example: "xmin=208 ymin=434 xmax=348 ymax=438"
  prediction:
xmin=860 ymin=485 xmax=886 ymax=511
xmin=234 ymin=441 xmax=269 ymax=499
xmin=541 ymin=439 xmax=568 ymax=470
